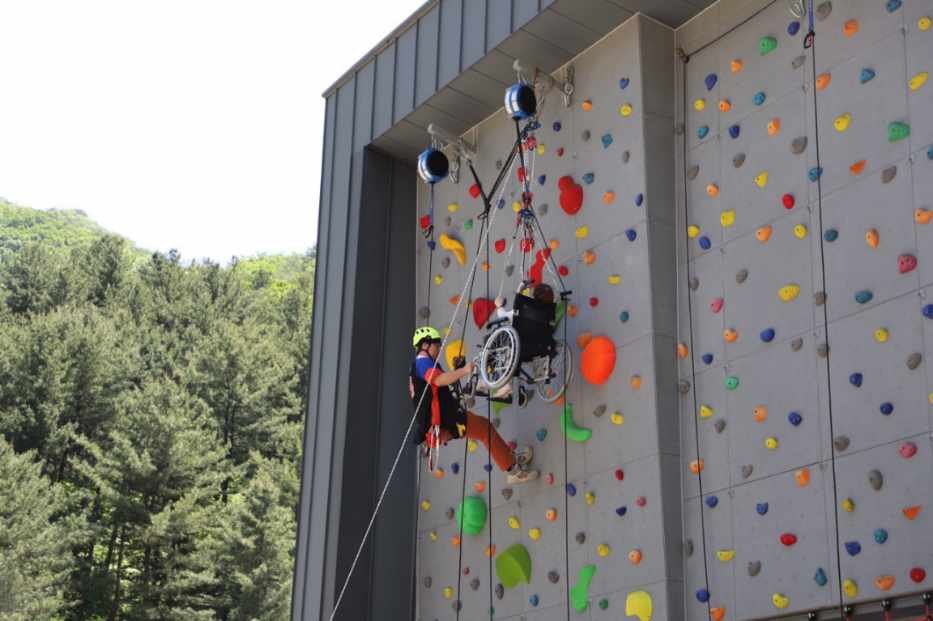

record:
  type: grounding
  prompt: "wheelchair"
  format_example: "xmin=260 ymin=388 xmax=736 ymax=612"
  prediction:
xmin=474 ymin=289 xmax=572 ymax=403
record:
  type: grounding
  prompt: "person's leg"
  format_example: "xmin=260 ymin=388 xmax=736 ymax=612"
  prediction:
xmin=464 ymin=412 xmax=515 ymax=472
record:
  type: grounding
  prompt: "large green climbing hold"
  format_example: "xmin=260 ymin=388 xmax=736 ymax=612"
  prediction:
xmin=888 ymin=121 xmax=910 ymax=143
xmin=456 ymin=495 xmax=487 ymax=536
xmin=759 ymin=36 xmax=778 ymax=55
xmin=571 ymin=564 xmax=597 ymax=612
xmin=561 ymin=403 xmax=593 ymax=443
xmin=495 ymin=544 xmax=532 ymax=588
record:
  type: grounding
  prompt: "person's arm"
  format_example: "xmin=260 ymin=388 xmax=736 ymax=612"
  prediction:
xmin=424 ymin=363 xmax=473 ymax=387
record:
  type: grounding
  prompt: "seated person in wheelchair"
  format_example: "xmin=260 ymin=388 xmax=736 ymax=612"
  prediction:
xmin=409 ymin=326 xmax=539 ymax=484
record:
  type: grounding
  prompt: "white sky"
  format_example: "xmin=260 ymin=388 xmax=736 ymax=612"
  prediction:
xmin=0 ymin=0 xmax=425 ymax=262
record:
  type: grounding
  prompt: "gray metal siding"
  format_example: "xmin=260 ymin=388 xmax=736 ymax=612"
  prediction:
xmin=373 ymin=44 xmax=395 ymax=138
xmin=486 ymin=0 xmax=512 ymax=52
xmin=354 ymin=62 xmax=376 ymax=148
xmin=393 ymin=27 xmax=417 ymax=123
xmin=461 ymin=0 xmax=486 ymax=68
xmin=415 ymin=6 xmax=440 ymax=106
xmin=512 ymin=0 xmax=539 ymax=29
xmin=437 ymin=0 xmax=463 ymax=87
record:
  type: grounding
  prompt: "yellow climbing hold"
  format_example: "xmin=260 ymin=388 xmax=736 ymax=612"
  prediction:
xmin=429 ymin=530 xmax=438 ymax=541
xmin=597 ymin=543 xmax=611 ymax=557
xmin=512 ymin=201 xmax=522 ymax=213
xmin=536 ymin=143 xmax=546 ymax=155
xmin=874 ymin=328 xmax=889 ymax=343
xmin=528 ymin=527 xmax=542 ymax=541
xmin=843 ymin=578 xmax=858 ymax=598
xmin=865 ymin=228 xmax=880 ymax=249
xmin=794 ymin=224 xmax=809 ymax=239
xmin=421 ymin=500 xmax=431 ymax=511
xmin=439 ymin=233 xmax=466 ymax=265
xmin=445 ymin=340 xmax=466 ymax=370
xmin=765 ymin=436 xmax=779 ymax=450
xmin=625 ymin=590 xmax=653 ymax=621
xmin=834 ymin=113 xmax=852 ymax=132
xmin=919 ymin=16 xmax=932 ymax=31
xmin=611 ymin=411 xmax=625 ymax=425
xmin=700 ymin=404 xmax=714 ymax=418
xmin=687 ymin=225 xmax=700 ymax=238
xmin=467 ymin=439 xmax=478 ymax=452
xmin=716 ymin=549 xmax=736 ymax=562
xmin=620 ymin=103 xmax=634 ymax=117
xmin=443 ymin=586 xmax=454 ymax=599
xmin=842 ymin=497 xmax=855 ymax=512
xmin=909 ymin=71 xmax=928 ymax=91
xmin=694 ymin=98 xmax=706 ymax=111
xmin=447 ymin=202 xmax=459 ymax=213
xmin=772 ymin=593 xmax=790 ymax=610
xmin=508 ymin=515 xmax=521 ymax=529
xmin=720 ymin=210 xmax=736 ymax=228
xmin=575 ymin=226 xmax=589 ymax=239
xmin=755 ymin=171 xmax=769 ymax=188
xmin=778 ymin=283 xmax=801 ymax=302
xmin=584 ymin=491 xmax=596 ymax=505
xmin=608 ymin=274 xmax=621 ymax=285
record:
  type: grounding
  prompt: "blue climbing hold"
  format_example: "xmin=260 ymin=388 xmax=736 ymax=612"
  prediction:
xmin=923 ymin=304 xmax=933 ymax=319
xmin=809 ymin=166 xmax=823 ymax=181
xmin=698 ymin=125 xmax=710 ymax=139
xmin=566 ymin=483 xmax=577 ymax=496
xmin=756 ymin=502 xmax=769 ymax=516
xmin=553 ymin=121 xmax=562 ymax=132
xmin=855 ymin=290 xmax=873 ymax=304
xmin=601 ymin=133 xmax=614 ymax=148
xmin=706 ymin=495 xmax=719 ymax=508
xmin=625 ymin=228 xmax=637 ymax=242
xmin=530 ymin=594 xmax=539 ymax=607
xmin=815 ymin=568 xmax=828 ymax=586
xmin=788 ymin=411 xmax=803 ymax=426
xmin=451 ymin=462 xmax=460 ymax=474
xmin=823 ymin=228 xmax=838 ymax=242
xmin=928 ymin=145 xmax=933 ymax=160
xmin=860 ymin=68 xmax=876 ymax=84
xmin=619 ymin=311 xmax=630 ymax=323
xmin=728 ymin=124 xmax=741 ymax=139
xmin=616 ymin=505 xmax=628 ymax=517
xmin=427 ymin=240 xmax=436 ymax=250
xmin=497 ymin=198 xmax=506 ymax=209
xmin=874 ymin=528 xmax=888 ymax=544
xmin=844 ymin=541 xmax=861 ymax=556
xmin=753 ymin=91 xmax=766 ymax=106
xmin=880 ymin=402 xmax=893 ymax=415
xmin=484 ymin=463 xmax=493 ymax=472
xmin=886 ymin=0 xmax=902 ymax=12
xmin=788 ymin=20 xmax=801 ymax=36
xmin=699 ymin=236 xmax=712 ymax=250
xmin=705 ymin=73 xmax=718 ymax=91
xmin=619 ymin=77 xmax=630 ymax=90
xmin=536 ymin=428 xmax=548 ymax=442
xmin=635 ymin=193 xmax=644 ymax=207
xmin=538 ymin=174 xmax=547 ymax=185
xmin=582 ymin=172 xmax=595 ymax=185
xmin=760 ymin=328 xmax=776 ymax=342
xmin=702 ymin=353 xmax=714 ymax=365
xmin=849 ymin=372 xmax=863 ymax=388
xmin=696 ymin=588 xmax=711 ymax=603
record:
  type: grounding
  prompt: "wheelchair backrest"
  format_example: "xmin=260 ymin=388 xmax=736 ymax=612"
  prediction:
xmin=513 ymin=294 xmax=556 ymax=325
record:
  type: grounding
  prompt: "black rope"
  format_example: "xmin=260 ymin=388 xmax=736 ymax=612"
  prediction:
xmin=484 ymin=210 xmax=494 ymax=620
xmin=425 ymin=184 xmax=436 ymax=310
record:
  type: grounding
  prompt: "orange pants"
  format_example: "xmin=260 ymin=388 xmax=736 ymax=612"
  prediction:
xmin=464 ymin=412 xmax=515 ymax=472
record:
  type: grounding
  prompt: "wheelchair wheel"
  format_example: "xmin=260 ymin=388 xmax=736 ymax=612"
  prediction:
xmin=536 ymin=339 xmax=573 ymax=403
xmin=479 ymin=326 xmax=520 ymax=391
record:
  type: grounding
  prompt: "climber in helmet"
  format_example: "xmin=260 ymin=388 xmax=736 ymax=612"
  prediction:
xmin=410 ymin=326 xmax=538 ymax=484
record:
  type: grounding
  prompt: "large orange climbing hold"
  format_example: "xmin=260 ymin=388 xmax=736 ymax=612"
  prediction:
xmin=843 ymin=19 xmax=859 ymax=38
xmin=816 ymin=73 xmax=832 ymax=91
xmin=581 ymin=336 xmax=617 ymax=385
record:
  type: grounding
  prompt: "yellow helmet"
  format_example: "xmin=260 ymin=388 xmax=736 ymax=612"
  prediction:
xmin=412 ymin=326 xmax=441 ymax=348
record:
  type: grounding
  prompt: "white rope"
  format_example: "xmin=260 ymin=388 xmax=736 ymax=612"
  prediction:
xmin=328 ymin=148 xmax=517 ymax=621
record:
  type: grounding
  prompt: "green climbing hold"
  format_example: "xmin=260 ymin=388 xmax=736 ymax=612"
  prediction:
xmin=724 ymin=376 xmax=740 ymax=390
xmin=599 ymin=598 xmax=609 ymax=610
xmin=561 ymin=403 xmax=592 ymax=443
xmin=759 ymin=36 xmax=778 ymax=55
xmin=495 ymin=544 xmax=532 ymax=589
xmin=888 ymin=121 xmax=910 ymax=143
xmin=554 ymin=300 xmax=567 ymax=327
xmin=456 ymin=495 xmax=487 ymax=536
xmin=571 ymin=564 xmax=597 ymax=612
xmin=492 ymin=401 xmax=508 ymax=415
xmin=464 ymin=219 xmax=473 ymax=231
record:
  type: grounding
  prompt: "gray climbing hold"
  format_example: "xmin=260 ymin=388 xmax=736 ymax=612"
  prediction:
xmin=791 ymin=337 xmax=803 ymax=351
xmin=424 ymin=576 xmax=433 ymax=588
xmin=748 ymin=561 xmax=762 ymax=577
xmin=495 ymin=583 xmax=505 ymax=599
xmin=689 ymin=276 xmax=699 ymax=290
xmin=495 ymin=159 xmax=503 ymax=170
xmin=817 ymin=342 xmax=829 ymax=358
xmin=714 ymin=419 xmax=726 ymax=434
xmin=575 ymin=532 xmax=586 ymax=545
xmin=736 ymin=268 xmax=749 ymax=284
xmin=868 ymin=469 xmax=883 ymax=491
xmin=445 ymin=507 xmax=455 ymax=520
xmin=814 ymin=291 xmax=826 ymax=306
xmin=593 ymin=404 xmax=607 ymax=418
xmin=791 ymin=136 xmax=808 ymax=154
xmin=792 ymin=55 xmax=806 ymax=70
xmin=733 ymin=153 xmax=746 ymax=168
xmin=445 ymin=215 xmax=453 ymax=227
xmin=547 ymin=571 xmax=560 ymax=584
xmin=419 ymin=306 xmax=431 ymax=319
xmin=502 ymin=488 xmax=513 ymax=500
xmin=906 ymin=352 xmax=922 ymax=370
xmin=684 ymin=539 xmax=694 ymax=557
xmin=834 ymin=436 xmax=850 ymax=452
xmin=441 ymin=256 xmax=451 ymax=269
xmin=539 ymin=203 xmax=549 ymax=216
xmin=679 ymin=380 xmax=692 ymax=394
xmin=505 ymin=265 xmax=515 ymax=277
xmin=687 ymin=165 xmax=700 ymax=180
xmin=622 ymin=150 xmax=631 ymax=163
xmin=741 ymin=464 xmax=754 ymax=479
xmin=581 ymin=129 xmax=591 ymax=141
xmin=470 ymin=578 xmax=480 ymax=591
xmin=816 ymin=1 xmax=832 ymax=21
xmin=881 ymin=166 xmax=897 ymax=184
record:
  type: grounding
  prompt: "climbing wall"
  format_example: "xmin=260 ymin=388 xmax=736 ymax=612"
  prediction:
xmin=413 ymin=15 xmax=680 ymax=621
xmin=676 ymin=1 xmax=933 ymax=619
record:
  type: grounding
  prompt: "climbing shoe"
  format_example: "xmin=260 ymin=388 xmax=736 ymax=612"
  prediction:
xmin=506 ymin=465 xmax=539 ymax=485
xmin=513 ymin=445 xmax=534 ymax=466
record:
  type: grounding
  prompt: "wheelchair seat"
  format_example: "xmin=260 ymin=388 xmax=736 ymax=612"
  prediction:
xmin=512 ymin=294 xmax=556 ymax=362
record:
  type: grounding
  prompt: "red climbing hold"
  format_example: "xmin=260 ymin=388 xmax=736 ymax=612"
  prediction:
xmin=636 ymin=496 xmax=646 ymax=507
xmin=898 ymin=253 xmax=918 ymax=274
xmin=472 ymin=298 xmax=496 ymax=328
xmin=420 ymin=215 xmax=432 ymax=230
xmin=910 ymin=567 xmax=927 ymax=583
xmin=517 ymin=167 xmax=527 ymax=183
xmin=521 ymin=238 xmax=535 ymax=253
xmin=782 ymin=193 xmax=795 ymax=210
xmin=495 ymin=239 xmax=506 ymax=253
xmin=524 ymin=136 xmax=537 ymax=150
xmin=780 ymin=533 xmax=798 ymax=546
xmin=614 ymin=469 xmax=625 ymax=481
xmin=589 ymin=297 xmax=599 ymax=307
xmin=899 ymin=442 xmax=918 ymax=459
xmin=469 ymin=183 xmax=481 ymax=199
xmin=558 ymin=175 xmax=584 ymax=215
xmin=710 ymin=297 xmax=724 ymax=313
xmin=558 ymin=265 xmax=569 ymax=276
xmin=556 ymin=147 xmax=565 ymax=157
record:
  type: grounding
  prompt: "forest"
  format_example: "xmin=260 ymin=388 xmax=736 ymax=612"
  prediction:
xmin=0 ymin=201 xmax=312 ymax=620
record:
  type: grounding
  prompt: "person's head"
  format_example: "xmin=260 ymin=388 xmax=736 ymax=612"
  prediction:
xmin=533 ymin=283 xmax=555 ymax=304
xmin=412 ymin=326 xmax=442 ymax=358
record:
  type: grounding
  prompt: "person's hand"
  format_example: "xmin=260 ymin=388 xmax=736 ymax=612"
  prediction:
xmin=461 ymin=360 xmax=475 ymax=376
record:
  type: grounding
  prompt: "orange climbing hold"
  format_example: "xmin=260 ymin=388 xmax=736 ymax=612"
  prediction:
xmin=767 ymin=118 xmax=781 ymax=136
xmin=866 ymin=228 xmax=879 ymax=249
xmin=756 ymin=225 xmax=773 ymax=243
xmin=581 ymin=336 xmax=617 ymax=385
xmin=628 ymin=549 xmax=642 ymax=565
xmin=690 ymin=459 xmax=705 ymax=474
xmin=582 ymin=99 xmax=593 ymax=111
xmin=843 ymin=19 xmax=859 ymax=38
xmin=724 ymin=328 xmax=738 ymax=343
xmin=549 ymin=239 xmax=560 ymax=250
xmin=915 ymin=208 xmax=933 ymax=224
xmin=568 ymin=304 xmax=578 ymax=318
xmin=875 ymin=576 xmax=895 ymax=591
xmin=449 ymin=295 xmax=461 ymax=305
xmin=485 ymin=544 xmax=496 ymax=557
xmin=903 ymin=505 xmax=922 ymax=521
xmin=451 ymin=535 xmax=461 ymax=547
xmin=630 ymin=375 xmax=642 ymax=390
xmin=602 ymin=191 xmax=616 ymax=205
xmin=795 ymin=467 xmax=811 ymax=487
xmin=582 ymin=250 xmax=597 ymax=265
xmin=719 ymin=99 xmax=732 ymax=113
xmin=707 ymin=183 xmax=720 ymax=198
xmin=473 ymin=480 xmax=486 ymax=493
xmin=710 ymin=607 xmax=726 ymax=621
xmin=754 ymin=405 xmax=768 ymax=423
xmin=850 ymin=159 xmax=867 ymax=176
xmin=677 ymin=343 xmax=689 ymax=359
xmin=731 ymin=58 xmax=743 ymax=74
xmin=816 ymin=73 xmax=832 ymax=91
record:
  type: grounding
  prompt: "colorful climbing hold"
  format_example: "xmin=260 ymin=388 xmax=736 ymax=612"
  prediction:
xmin=729 ymin=124 xmax=741 ymax=139
xmin=620 ymin=103 xmax=633 ymax=117
xmin=696 ymin=588 xmax=710 ymax=603
xmin=780 ymin=532 xmax=797 ymax=546
xmin=580 ymin=336 xmax=616 ymax=385
xmin=860 ymin=67 xmax=876 ymax=84
xmin=767 ymin=117 xmax=781 ymax=136
xmin=560 ymin=404 xmax=592 ymax=443
xmin=755 ymin=171 xmax=769 ymax=188
xmin=753 ymin=91 xmax=766 ymax=106
xmin=834 ymin=112 xmax=852 ymax=132
xmin=903 ymin=505 xmax=922 ymax=520
xmin=843 ymin=19 xmax=859 ymax=38
xmin=898 ymin=253 xmax=917 ymax=274
xmin=718 ymin=99 xmax=731 ymax=113
xmin=495 ymin=544 xmax=532 ymax=589
xmin=855 ymin=290 xmax=873 ymax=304
xmin=720 ymin=210 xmax=736 ymax=228
xmin=794 ymin=224 xmax=808 ymax=238
xmin=724 ymin=375 xmax=740 ymax=390
xmin=772 ymin=593 xmax=790 ymax=609
xmin=919 ymin=16 xmax=932 ymax=31
xmin=765 ymin=436 xmax=779 ymax=450
xmin=731 ymin=58 xmax=743 ymax=74
xmin=759 ymin=35 xmax=778 ymax=55
xmin=816 ymin=73 xmax=832 ymax=91
xmin=843 ymin=578 xmax=858 ymax=598
xmin=625 ymin=590 xmax=653 ymax=621
xmin=888 ymin=121 xmax=910 ymax=142
xmin=698 ymin=125 xmax=709 ymax=139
